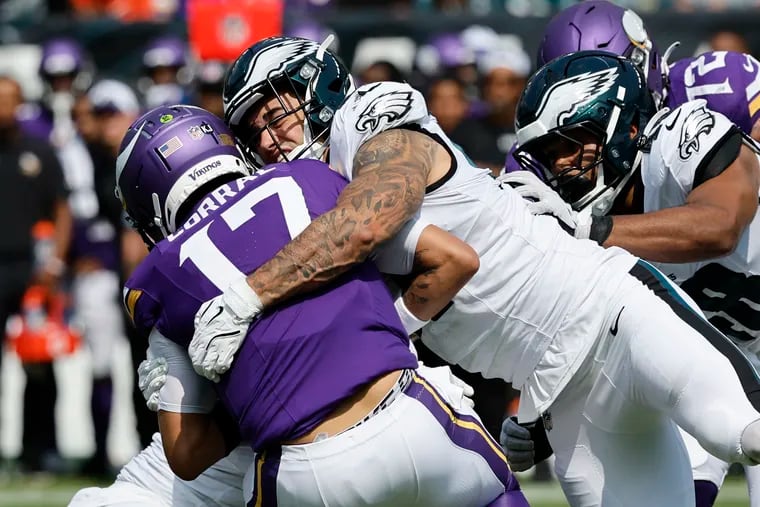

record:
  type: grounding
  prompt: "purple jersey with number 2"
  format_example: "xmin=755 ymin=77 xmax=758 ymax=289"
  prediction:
xmin=124 ymin=159 xmax=416 ymax=451
xmin=667 ymin=50 xmax=760 ymax=135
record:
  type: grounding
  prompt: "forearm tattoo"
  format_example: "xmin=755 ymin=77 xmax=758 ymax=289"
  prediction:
xmin=249 ymin=129 xmax=435 ymax=307
xmin=405 ymin=247 xmax=433 ymax=308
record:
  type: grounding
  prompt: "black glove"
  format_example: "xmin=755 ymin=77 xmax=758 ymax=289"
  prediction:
xmin=499 ymin=415 xmax=554 ymax=471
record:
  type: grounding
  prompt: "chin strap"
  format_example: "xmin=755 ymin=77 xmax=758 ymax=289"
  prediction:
xmin=588 ymin=153 xmax=641 ymax=217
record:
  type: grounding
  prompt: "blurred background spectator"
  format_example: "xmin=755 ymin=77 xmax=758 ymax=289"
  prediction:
xmin=56 ymin=78 xmax=140 ymax=477
xmin=194 ymin=60 xmax=227 ymax=119
xmin=358 ymin=60 xmax=406 ymax=85
xmin=138 ymin=35 xmax=193 ymax=109
xmin=474 ymin=42 xmax=530 ymax=175
xmin=693 ymin=28 xmax=752 ymax=55
xmin=426 ymin=74 xmax=494 ymax=167
xmin=0 ymin=73 xmax=72 ymax=474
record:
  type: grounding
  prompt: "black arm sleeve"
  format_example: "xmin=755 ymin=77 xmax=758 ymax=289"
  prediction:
xmin=693 ymin=127 xmax=743 ymax=188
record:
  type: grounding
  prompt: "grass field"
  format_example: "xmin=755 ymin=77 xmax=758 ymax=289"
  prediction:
xmin=0 ymin=475 xmax=751 ymax=507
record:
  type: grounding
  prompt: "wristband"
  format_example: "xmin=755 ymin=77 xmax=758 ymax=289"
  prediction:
xmin=224 ymin=276 xmax=264 ymax=322
xmin=394 ymin=295 xmax=430 ymax=335
xmin=589 ymin=215 xmax=613 ymax=245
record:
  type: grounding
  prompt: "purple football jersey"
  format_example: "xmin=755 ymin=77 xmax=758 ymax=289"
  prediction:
xmin=125 ymin=159 xmax=416 ymax=450
xmin=667 ymin=50 xmax=760 ymax=134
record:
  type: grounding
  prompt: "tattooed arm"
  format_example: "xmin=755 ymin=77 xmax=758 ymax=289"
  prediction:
xmin=189 ymin=128 xmax=457 ymax=380
xmin=247 ymin=128 xmax=448 ymax=307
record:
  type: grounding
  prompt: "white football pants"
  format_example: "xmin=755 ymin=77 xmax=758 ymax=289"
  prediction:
xmin=544 ymin=261 xmax=760 ymax=507
xmin=242 ymin=369 xmax=522 ymax=507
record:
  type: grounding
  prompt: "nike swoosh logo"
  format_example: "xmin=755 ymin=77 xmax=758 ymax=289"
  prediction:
xmin=610 ymin=306 xmax=625 ymax=336
xmin=664 ymin=108 xmax=682 ymax=131
xmin=356 ymin=82 xmax=382 ymax=97
xmin=115 ymin=121 xmax=146 ymax=183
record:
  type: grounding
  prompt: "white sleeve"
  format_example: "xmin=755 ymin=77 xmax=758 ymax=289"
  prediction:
xmin=370 ymin=214 xmax=430 ymax=275
xmin=148 ymin=328 xmax=217 ymax=414
xmin=655 ymin=100 xmax=736 ymax=194
xmin=642 ymin=100 xmax=737 ymax=213
xmin=329 ymin=81 xmax=430 ymax=181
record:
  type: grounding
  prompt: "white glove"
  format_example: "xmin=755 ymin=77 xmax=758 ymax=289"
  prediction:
xmin=416 ymin=363 xmax=475 ymax=409
xmin=189 ymin=276 xmax=264 ymax=382
xmin=137 ymin=357 xmax=168 ymax=412
xmin=572 ymin=211 xmax=593 ymax=241
xmin=498 ymin=171 xmax=578 ymax=233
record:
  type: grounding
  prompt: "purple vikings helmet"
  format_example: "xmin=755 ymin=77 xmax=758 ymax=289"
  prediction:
xmin=223 ymin=36 xmax=354 ymax=166
xmin=537 ymin=1 xmax=665 ymax=106
xmin=115 ymin=105 xmax=251 ymax=248
xmin=39 ymin=37 xmax=92 ymax=91
xmin=142 ymin=36 xmax=187 ymax=70
xmin=415 ymin=32 xmax=475 ymax=78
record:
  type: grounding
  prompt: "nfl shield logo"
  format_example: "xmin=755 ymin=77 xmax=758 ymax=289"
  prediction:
xmin=187 ymin=125 xmax=205 ymax=140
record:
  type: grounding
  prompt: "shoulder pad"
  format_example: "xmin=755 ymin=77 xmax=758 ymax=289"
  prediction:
xmin=644 ymin=99 xmax=735 ymax=194
xmin=330 ymin=81 xmax=429 ymax=180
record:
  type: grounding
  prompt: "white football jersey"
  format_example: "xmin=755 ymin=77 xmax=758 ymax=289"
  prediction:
xmin=116 ymin=433 xmax=252 ymax=507
xmin=330 ymin=81 xmax=639 ymax=419
xmin=642 ymin=99 xmax=760 ymax=346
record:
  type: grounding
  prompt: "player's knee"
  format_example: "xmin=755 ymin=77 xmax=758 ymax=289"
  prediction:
xmin=741 ymin=418 xmax=760 ymax=464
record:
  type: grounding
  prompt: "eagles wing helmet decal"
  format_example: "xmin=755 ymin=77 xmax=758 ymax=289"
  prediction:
xmin=243 ymin=39 xmax=315 ymax=84
xmin=355 ymin=91 xmax=413 ymax=133
xmin=226 ymin=39 xmax=318 ymax=120
xmin=534 ymin=67 xmax=619 ymax=129
xmin=679 ymin=106 xmax=715 ymax=160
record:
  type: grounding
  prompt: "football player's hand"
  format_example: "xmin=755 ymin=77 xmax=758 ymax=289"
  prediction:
xmin=189 ymin=277 xmax=263 ymax=382
xmin=498 ymin=171 xmax=579 ymax=233
xmin=416 ymin=363 xmax=475 ymax=409
xmin=447 ymin=368 xmax=475 ymax=409
xmin=137 ymin=357 xmax=167 ymax=412
xmin=500 ymin=416 xmax=554 ymax=472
